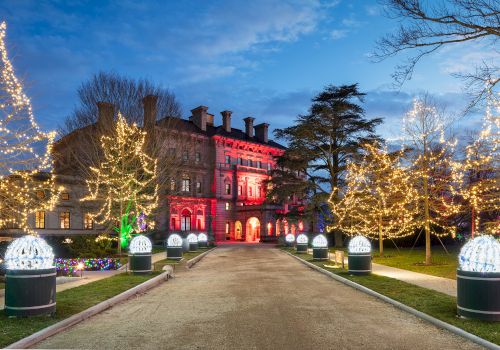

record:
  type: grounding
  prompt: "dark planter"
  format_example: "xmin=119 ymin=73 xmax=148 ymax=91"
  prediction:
xmin=128 ymin=253 xmax=152 ymax=274
xmin=181 ymin=238 xmax=189 ymax=252
xmin=457 ymin=269 xmax=500 ymax=321
xmin=296 ymin=243 xmax=308 ymax=254
xmin=313 ymin=247 xmax=328 ymax=261
xmin=167 ymin=247 xmax=183 ymax=260
xmin=198 ymin=241 xmax=208 ymax=249
xmin=5 ymin=267 xmax=56 ymax=317
xmin=348 ymin=253 xmax=372 ymax=275
xmin=189 ymin=242 xmax=198 ymax=252
xmin=285 ymin=241 xmax=294 ymax=248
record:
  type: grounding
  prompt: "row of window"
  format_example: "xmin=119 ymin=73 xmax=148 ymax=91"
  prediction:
xmin=225 ymin=156 xmax=272 ymax=170
xmin=224 ymin=183 xmax=263 ymax=197
xmin=170 ymin=149 xmax=203 ymax=163
xmin=35 ymin=211 xmax=93 ymax=230
xmin=37 ymin=191 xmax=70 ymax=200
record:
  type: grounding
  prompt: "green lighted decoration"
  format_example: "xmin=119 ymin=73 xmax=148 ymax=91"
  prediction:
xmin=113 ymin=199 xmax=138 ymax=249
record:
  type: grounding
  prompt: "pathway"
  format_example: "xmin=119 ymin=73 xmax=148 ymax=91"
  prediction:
xmin=37 ymin=245 xmax=480 ymax=350
xmin=372 ymin=262 xmax=457 ymax=297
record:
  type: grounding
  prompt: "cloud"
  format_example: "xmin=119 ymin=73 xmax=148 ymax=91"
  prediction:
xmin=330 ymin=29 xmax=348 ymax=40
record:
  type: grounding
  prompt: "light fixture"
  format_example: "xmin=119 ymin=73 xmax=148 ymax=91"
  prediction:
xmin=129 ymin=235 xmax=152 ymax=254
xmin=458 ymin=235 xmax=500 ymax=273
xmin=348 ymin=236 xmax=371 ymax=254
xmin=167 ymin=233 xmax=182 ymax=247
xmin=4 ymin=235 xmax=54 ymax=270
xmin=296 ymin=234 xmax=308 ymax=244
xmin=285 ymin=234 xmax=295 ymax=243
xmin=198 ymin=233 xmax=208 ymax=242
xmin=187 ymin=233 xmax=198 ymax=243
xmin=312 ymin=234 xmax=328 ymax=248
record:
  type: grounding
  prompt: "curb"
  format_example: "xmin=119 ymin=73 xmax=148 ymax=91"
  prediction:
xmin=186 ymin=247 xmax=216 ymax=269
xmin=284 ymin=251 xmax=499 ymax=350
xmin=6 ymin=270 xmax=172 ymax=349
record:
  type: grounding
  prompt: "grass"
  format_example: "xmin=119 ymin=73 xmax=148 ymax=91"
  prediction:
xmin=0 ymin=272 xmax=160 ymax=348
xmin=153 ymin=249 xmax=209 ymax=271
xmin=288 ymin=249 xmax=499 ymax=345
xmin=0 ymin=282 xmax=4 ymax=290
xmin=328 ymin=246 xmax=459 ymax=280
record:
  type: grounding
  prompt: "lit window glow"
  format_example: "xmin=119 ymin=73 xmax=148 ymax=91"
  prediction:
xmin=167 ymin=234 xmax=182 ymax=247
xmin=285 ymin=233 xmax=295 ymax=243
xmin=129 ymin=235 xmax=152 ymax=254
xmin=296 ymin=233 xmax=308 ymax=244
xmin=459 ymin=235 xmax=500 ymax=273
xmin=312 ymin=234 xmax=328 ymax=248
xmin=348 ymin=236 xmax=371 ymax=254
xmin=5 ymin=235 xmax=54 ymax=270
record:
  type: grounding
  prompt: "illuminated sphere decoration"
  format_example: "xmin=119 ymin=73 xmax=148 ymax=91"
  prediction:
xmin=5 ymin=235 xmax=54 ymax=270
xmin=285 ymin=234 xmax=295 ymax=243
xmin=129 ymin=235 xmax=152 ymax=254
xmin=296 ymin=234 xmax=308 ymax=244
xmin=167 ymin=234 xmax=183 ymax=247
xmin=312 ymin=234 xmax=328 ymax=248
xmin=348 ymin=236 xmax=371 ymax=254
xmin=458 ymin=235 xmax=500 ymax=273
xmin=198 ymin=233 xmax=208 ymax=242
xmin=187 ymin=233 xmax=198 ymax=243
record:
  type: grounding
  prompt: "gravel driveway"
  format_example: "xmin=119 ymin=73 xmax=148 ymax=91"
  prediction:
xmin=37 ymin=244 xmax=483 ymax=350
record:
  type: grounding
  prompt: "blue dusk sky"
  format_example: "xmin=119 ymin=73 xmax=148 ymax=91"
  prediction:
xmin=0 ymin=0 xmax=493 ymax=141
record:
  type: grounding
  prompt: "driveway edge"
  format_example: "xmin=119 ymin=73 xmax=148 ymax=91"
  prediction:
xmin=186 ymin=247 xmax=216 ymax=269
xmin=6 ymin=270 xmax=172 ymax=349
xmin=284 ymin=251 xmax=499 ymax=350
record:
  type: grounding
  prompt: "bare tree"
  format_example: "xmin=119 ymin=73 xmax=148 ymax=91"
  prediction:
xmin=59 ymin=71 xmax=182 ymax=134
xmin=375 ymin=0 xmax=499 ymax=109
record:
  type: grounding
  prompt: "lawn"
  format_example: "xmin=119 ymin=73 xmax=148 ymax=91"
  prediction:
xmin=290 ymin=250 xmax=499 ymax=346
xmin=153 ymin=249 xmax=210 ymax=271
xmin=0 ymin=281 xmax=4 ymax=290
xmin=0 ymin=272 xmax=160 ymax=348
xmin=329 ymin=246 xmax=459 ymax=280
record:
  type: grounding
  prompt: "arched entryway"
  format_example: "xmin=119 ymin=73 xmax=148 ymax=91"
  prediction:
xmin=246 ymin=217 xmax=260 ymax=242
xmin=181 ymin=209 xmax=191 ymax=231
xmin=235 ymin=221 xmax=242 ymax=240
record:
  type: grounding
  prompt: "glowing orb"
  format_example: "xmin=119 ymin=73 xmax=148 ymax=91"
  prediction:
xmin=296 ymin=234 xmax=308 ymax=244
xmin=5 ymin=235 xmax=54 ymax=270
xmin=285 ymin=234 xmax=295 ymax=243
xmin=129 ymin=235 xmax=152 ymax=254
xmin=348 ymin=236 xmax=371 ymax=254
xmin=459 ymin=235 xmax=500 ymax=273
xmin=312 ymin=234 xmax=328 ymax=248
xmin=198 ymin=233 xmax=208 ymax=242
xmin=187 ymin=233 xmax=198 ymax=243
xmin=167 ymin=234 xmax=183 ymax=247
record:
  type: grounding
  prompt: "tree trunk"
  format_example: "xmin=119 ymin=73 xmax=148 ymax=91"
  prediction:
xmin=334 ymin=230 xmax=343 ymax=247
xmin=423 ymin=172 xmax=431 ymax=265
xmin=379 ymin=220 xmax=384 ymax=257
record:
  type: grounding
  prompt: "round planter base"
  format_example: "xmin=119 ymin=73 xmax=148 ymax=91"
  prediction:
xmin=198 ymin=241 xmax=208 ymax=249
xmin=128 ymin=253 xmax=152 ymax=274
xmin=189 ymin=242 xmax=199 ymax=252
xmin=5 ymin=267 xmax=56 ymax=317
xmin=167 ymin=247 xmax=183 ymax=260
xmin=313 ymin=247 xmax=328 ymax=261
xmin=457 ymin=269 xmax=500 ymax=321
xmin=296 ymin=244 xmax=308 ymax=254
xmin=348 ymin=254 xmax=372 ymax=275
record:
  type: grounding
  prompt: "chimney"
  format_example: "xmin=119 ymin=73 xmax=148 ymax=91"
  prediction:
xmin=243 ymin=117 xmax=255 ymax=138
xmin=221 ymin=110 xmax=232 ymax=133
xmin=191 ymin=106 xmax=208 ymax=131
xmin=207 ymin=113 xmax=214 ymax=126
xmin=254 ymin=123 xmax=269 ymax=143
xmin=142 ymin=95 xmax=157 ymax=132
xmin=97 ymin=102 xmax=114 ymax=129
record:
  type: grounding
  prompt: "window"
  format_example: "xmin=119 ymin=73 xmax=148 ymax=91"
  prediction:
xmin=225 ymin=155 xmax=231 ymax=164
xmin=248 ymin=159 xmax=253 ymax=167
xmin=36 ymin=190 xmax=45 ymax=199
xmin=61 ymin=192 xmax=70 ymax=200
xmin=225 ymin=202 xmax=230 ymax=210
xmin=237 ymin=157 xmax=243 ymax=165
xmin=238 ymin=185 xmax=243 ymax=196
xmin=181 ymin=178 xmax=191 ymax=192
xmin=183 ymin=150 xmax=189 ymax=161
xmin=195 ymin=152 xmax=201 ymax=162
xmin=257 ymin=161 xmax=261 ymax=169
xmin=35 ymin=211 xmax=45 ymax=229
xmin=196 ymin=181 xmax=202 ymax=193
xmin=170 ymin=179 xmax=176 ymax=191
xmin=171 ymin=217 xmax=176 ymax=230
xmin=225 ymin=183 xmax=231 ymax=195
xmin=267 ymin=163 xmax=272 ymax=171
xmin=84 ymin=213 xmax=93 ymax=229
xmin=181 ymin=209 xmax=191 ymax=231
xmin=60 ymin=212 xmax=70 ymax=229
xmin=225 ymin=222 xmax=230 ymax=239
xmin=249 ymin=187 xmax=253 ymax=196
xmin=258 ymin=186 xmax=262 ymax=198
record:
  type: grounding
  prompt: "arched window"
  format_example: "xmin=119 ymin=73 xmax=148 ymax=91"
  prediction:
xmin=181 ymin=209 xmax=191 ymax=231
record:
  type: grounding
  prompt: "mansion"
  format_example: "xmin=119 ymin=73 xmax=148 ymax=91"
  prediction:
xmin=0 ymin=96 xmax=307 ymax=242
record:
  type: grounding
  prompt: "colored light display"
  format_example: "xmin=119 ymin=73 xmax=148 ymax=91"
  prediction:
xmin=55 ymin=258 xmax=122 ymax=275
xmin=312 ymin=234 xmax=328 ymax=248
xmin=348 ymin=235 xmax=371 ymax=254
xmin=129 ymin=235 xmax=152 ymax=254
xmin=296 ymin=234 xmax=308 ymax=244
xmin=285 ymin=233 xmax=295 ymax=243
xmin=4 ymin=235 xmax=54 ymax=270
xmin=459 ymin=235 xmax=500 ymax=273
xmin=167 ymin=233 xmax=182 ymax=247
